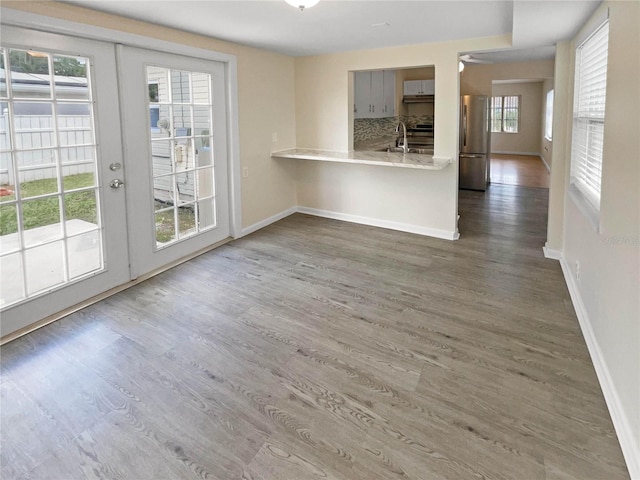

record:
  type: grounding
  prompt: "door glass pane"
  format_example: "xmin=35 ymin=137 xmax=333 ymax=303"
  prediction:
xmin=60 ymin=145 xmax=95 ymax=165
xmin=146 ymin=65 xmax=215 ymax=248
xmin=67 ymin=231 xmax=101 ymax=280
xmin=0 ymin=203 xmax=18 ymax=240
xmin=198 ymin=197 xmax=216 ymax=230
xmin=0 ymin=50 xmax=7 ymax=99
xmin=0 ymin=48 xmax=103 ymax=309
xmin=196 ymin=166 xmax=214 ymax=197
xmin=178 ymin=203 xmax=196 ymax=238
xmin=58 ymin=103 xmax=93 ymax=146
xmin=10 ymin=49 xmax=51 ymax=99
xmin=25 ymin=241 xmax=64 ymax=295
xmin=155 ymin=207 xmax=176 ymax=245
xmin=64 ymin=190 xmax=98 ymax=230
xmin=193 ymin=105 xmax=211 ymax=139
xmin=62 ymin=166 xmax=95 ymax=191
xmin=22 ymin=197 xmax=62 ymax=247
xmin=14 ymin=103 xmax=54 ymax=149
xmin=171 ymin=70 xmax=190 ymax=103
xmin=18 ymin=166 xmax=59 ymax=198
xmin=0 ymin=252 xmax=25 ymax=305
xmin=173 ymin=105 xmax=192 ymax=135
xmin=53 ymin=55 xmax=90 ymax=101
xmin=191 ymin=73 xmax=210 ymax=104
xmin=0 ymin=108 xmax=10 ymax=150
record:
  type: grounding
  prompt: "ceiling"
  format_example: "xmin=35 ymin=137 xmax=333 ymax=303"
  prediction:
xmin=63 ymin=0 xmax=601 ymax=61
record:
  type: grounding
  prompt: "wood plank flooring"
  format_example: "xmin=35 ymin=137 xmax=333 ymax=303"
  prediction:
xmin=0 ymin=185 xmax=629 ymax=479
xmin=491 ymin=154 xmax=550 ymax=188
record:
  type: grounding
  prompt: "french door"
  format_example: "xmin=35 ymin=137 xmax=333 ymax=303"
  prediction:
xmin=0 ymin=29 xmax=231 ymax=338
xmin=0 ymin=26 xmax=129 ymax=337
xmin=117 ymin=46 xmax=230 ymax=278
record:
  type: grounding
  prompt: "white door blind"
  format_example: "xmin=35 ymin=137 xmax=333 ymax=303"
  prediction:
xmin=570 ymin=20 xmax=609 ymax=212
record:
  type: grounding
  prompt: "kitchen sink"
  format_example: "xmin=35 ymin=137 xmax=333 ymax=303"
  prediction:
xmin=378 ymin=147 xmax=433 ymax=154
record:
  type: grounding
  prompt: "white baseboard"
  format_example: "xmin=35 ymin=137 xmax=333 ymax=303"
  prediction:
xmin=240 ymin=206 xmax=297 ymax=237
xmin=492 ymin=150 xmax=541 ymax=157
xmin=559 ymin=257 xmax=640 ymax=480
xmin=297 ymin=206 xmax=459 ymax=240
xmin=540 ymin=155 xmax=551 ymax=173
xmin=543 ymin=243 xmax=562 ymax=260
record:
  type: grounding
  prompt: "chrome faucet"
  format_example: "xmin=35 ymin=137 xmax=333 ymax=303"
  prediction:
xmin=395 ymin=121 xmax=408 ymax=153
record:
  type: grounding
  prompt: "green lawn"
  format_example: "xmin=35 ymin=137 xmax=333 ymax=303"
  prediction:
xmin=0 ymin=173 xmax=96 ymax=236
xmin=0 ymin=174 xmax=196 ymax=244
xmin=155 ymin=202 xmax=196 ymax=244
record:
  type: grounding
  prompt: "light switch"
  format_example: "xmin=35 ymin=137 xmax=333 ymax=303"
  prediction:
xmin=272 ymin=132 xmax=278 ymax=143
xmin=242 ymin=167 xmax=249 ymax=178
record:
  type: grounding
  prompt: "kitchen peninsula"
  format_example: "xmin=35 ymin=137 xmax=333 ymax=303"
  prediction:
xmin=271 ymin=148 xmax=451 ymax=170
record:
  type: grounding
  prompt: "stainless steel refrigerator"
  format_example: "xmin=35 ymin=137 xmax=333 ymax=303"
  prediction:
xmin=459 ymin=95 xmax=490 ymax=191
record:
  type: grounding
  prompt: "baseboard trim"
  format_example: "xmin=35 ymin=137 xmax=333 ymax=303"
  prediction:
xmin=240 ymin=207 xmax=297 ymax=237
xmin=492 ymin=150 xmax=541 ymax=157
xmin=543 ymin=243 xmax=562 ymax=260
xmin=559 ymin=257 xmax=640 ymax=480
xmin=297 ymin=206 xmax=459 ymax=240
xmin=540 ymin=155 xmax=551 ymax=173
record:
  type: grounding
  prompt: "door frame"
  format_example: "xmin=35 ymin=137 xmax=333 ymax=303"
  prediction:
xmin=0 ymin=7 xmax=242 ymax=239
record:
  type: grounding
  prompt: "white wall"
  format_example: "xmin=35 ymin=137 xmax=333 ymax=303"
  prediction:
xmin=294 ymin=35 xmax=511 ymax=237
xmin=552 ymin=1 xmax=640 ymax=475
xmin=460 ymin=60 xmax=554 ymax=97
xmin=3 ymin=1 xmax=299 ymax=231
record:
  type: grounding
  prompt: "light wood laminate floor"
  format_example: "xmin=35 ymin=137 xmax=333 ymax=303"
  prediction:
xmin=491 ymin=154 xmax=550 ymax=188
xmin=1 ymin=185 xmax=628 ymax=479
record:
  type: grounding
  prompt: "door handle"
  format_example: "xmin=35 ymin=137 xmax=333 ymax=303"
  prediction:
xmin=462 ymin=105 xmax=467 ymax=147
xmin=110 ymin=179 xmax=125 ymax=189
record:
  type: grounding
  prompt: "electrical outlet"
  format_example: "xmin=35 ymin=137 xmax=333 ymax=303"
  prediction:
xmin=272 ymin=132 xmax=278 ymax=143
xmin=242 ymin=167 xmax=249 ymax=178
xmin=575 ymin=261 xmax=581 ymax=282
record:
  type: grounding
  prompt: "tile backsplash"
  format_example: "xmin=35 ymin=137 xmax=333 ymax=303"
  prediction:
xmin=354 ymin=115 xmax=434 ymax=143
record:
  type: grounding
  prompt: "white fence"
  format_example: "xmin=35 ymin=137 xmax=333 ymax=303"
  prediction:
xmin=0 ymin=114 xmax=94 ymax=185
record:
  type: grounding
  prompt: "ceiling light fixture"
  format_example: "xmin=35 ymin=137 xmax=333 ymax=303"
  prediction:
xmin=285 ymin=0 xmax=320 ymax=11
xmin=459 ymin=61 xmax=465 ymax=73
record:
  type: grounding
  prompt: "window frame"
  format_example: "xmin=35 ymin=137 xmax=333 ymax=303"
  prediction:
xmin=490 ymin=95 xmax=520 ymax=134
xmin=569 ymin=19 xmax=609 ymax=229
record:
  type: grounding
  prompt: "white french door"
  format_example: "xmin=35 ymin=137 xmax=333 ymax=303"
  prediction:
xmin=0 ymin=26 xmax=130 ymax=337
xmin=0 ymin=30 xmax=233 ymax=338
xmin=117 ymin=46 xmax=230 ymax=278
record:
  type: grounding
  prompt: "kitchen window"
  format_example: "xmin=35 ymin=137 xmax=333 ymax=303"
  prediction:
xmin=490 ymin=95 xmax=519 ymax=133
xmin=570 ymin=19 xmax=609 ymax=222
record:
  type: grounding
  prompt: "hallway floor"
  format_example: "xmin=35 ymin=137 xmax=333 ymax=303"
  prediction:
xmin=491 ymin=154 xmax=550 ymax=188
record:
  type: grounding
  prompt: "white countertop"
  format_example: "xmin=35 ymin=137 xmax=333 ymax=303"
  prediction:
xmin=271 ymin=148 xmax=451 ymax=170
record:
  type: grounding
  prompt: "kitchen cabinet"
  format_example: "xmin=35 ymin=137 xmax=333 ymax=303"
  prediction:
xmin=354 ymin=70 xmax=395 ymax=119
xmin=403 ymin=79 xmax=435 ymax=96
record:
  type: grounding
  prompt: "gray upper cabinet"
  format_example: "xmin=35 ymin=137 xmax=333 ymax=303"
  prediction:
xmin=354 ymin=70 xmax=396 ymax=119
xmin=403 ymin=79 xmax=435 ymax=96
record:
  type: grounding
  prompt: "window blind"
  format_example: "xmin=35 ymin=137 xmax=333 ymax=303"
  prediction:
xmin=545 ymin=89 xmax=554 ymax=140
xmin=570 ymin=20 xmax=609 ymax=212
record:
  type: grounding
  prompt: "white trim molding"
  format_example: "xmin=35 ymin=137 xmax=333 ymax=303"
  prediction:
xmin=491 ymin=150 xmax=541 ymax=157
xmin=240 ymin=207 xmax=297 ymax=237
xmin=297 ymin=207 xmax=459 ymax=240
xmin=241 ymin=206 xmax=460 ymax=241
xmin=559 ymin=257 xmax=640 ymax=480
xmin=540 ymin=155 xmax=551 ymax=173
xmin=543 ymin=243 xmax=562 ymax=260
